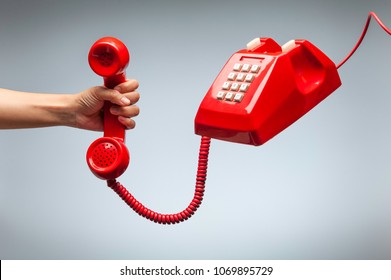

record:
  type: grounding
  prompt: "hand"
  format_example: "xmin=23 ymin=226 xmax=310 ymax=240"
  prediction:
xmin=74 ymin=79 xmax=140 ymax=131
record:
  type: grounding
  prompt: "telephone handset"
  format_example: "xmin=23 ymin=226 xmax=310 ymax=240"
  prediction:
xmin=85 ymin=37 xmax=210 ymax=224
xmin=195 ymin=37 xmax=341 ymax=145
xmin=86 ymin=37 xmax=130 ymax=180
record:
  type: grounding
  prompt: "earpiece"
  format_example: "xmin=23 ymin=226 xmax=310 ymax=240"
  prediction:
xmin=86 ymin=37 xmax=130 ymax=180
xmin=88 ymin=37 xmax=129 ymax=82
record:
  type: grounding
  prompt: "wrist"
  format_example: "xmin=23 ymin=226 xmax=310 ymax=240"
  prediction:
xmin=33 ymin=93 xmax=77 ymax=128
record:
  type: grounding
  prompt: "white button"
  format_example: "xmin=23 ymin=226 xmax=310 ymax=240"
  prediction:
xmin=250 ymin=65 xmax=260 ymax=73
xmin=222 ymin=82 xmax=231 ymax=90
xmin=236 ymin=73 xmax=245 ymax=81
xmin=242 ymin=64 xmax=251 ymax=72
xmin=233 ymin=63 xmax=242 ymax=71
xmin=281 ymin=40 xmax=296 ymax=53
xmin=239 ymin=83 xmax=249 ymax=92
xmin=225 ymin=92 xmax=234 ymax=101
xmin=245 ymin=74 xmax=255 ymax=82
xmin=216 ymin=91 xmax=226 ymax=100
xmin=230 ymin=83 xmax=239 ymax=91
xmin=246 ymin=37 xmax=261 ymax=51
xmin=234 ymin=93 xmax=244 ymax=102
xmin=227 ymin=72 xmax=236 ymax=81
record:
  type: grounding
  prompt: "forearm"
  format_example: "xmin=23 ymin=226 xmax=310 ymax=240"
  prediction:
xmin=0 ymin=88 xmax=77 ymax=129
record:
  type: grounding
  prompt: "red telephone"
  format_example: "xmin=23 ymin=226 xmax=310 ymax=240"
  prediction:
xmin=195 ymin=37 xmax=341 ymax=145
xmin=85 ymin=12 xmax=390 ymax=224
xmin=86 ymin=37 xmax=130 ymax=180
xmin=85 ymin=36 xmax=341 ymax=224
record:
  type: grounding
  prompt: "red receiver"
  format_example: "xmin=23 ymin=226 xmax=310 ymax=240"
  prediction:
xmin=86 ymin=37 xmax=130 ymax=180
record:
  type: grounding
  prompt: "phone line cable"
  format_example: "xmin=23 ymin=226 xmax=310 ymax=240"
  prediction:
xmin=106 ymin=136 xmax=211 ymax=224
xmin=337 ymin=11 xmax=391 ymax=69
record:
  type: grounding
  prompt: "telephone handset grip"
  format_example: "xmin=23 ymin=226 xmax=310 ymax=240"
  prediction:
xmin=103 ymin=74 xmax=127 ymax=140
xmin=86 ymin=37 xmax=130 ymax=180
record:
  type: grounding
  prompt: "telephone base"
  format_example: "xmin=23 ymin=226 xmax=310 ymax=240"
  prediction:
xmin=195 ymin=38 xmax=341 ymax=146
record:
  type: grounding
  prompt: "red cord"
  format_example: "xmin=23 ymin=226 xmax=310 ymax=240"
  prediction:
xmin=337 ymin=11 xmax=391 ymax=69
xmin=106 ymin=136 xmax=211 ymax=224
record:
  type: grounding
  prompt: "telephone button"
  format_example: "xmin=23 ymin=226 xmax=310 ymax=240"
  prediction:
xmin=228 ymin=72 xmax=237 ymax=80
xmin=242 ymin=64 xmax=251 ymax=72
xmin=245 ymin=74 xmax=255 ymax=82
xmin=250 ymin=64 xmax=260 ymax=73
xmin=225 ymin=92 xmax=235 ymax=101
xmin=234 ymin=93 xmax=244 ymax=102
xmin=236 ymin=73 xmax=245 ymax=81
xmin=216 ymin=91 xmax=226 ymax=100
xmin=239 ymin=83 xmax=249 ymax=92
xmin=222 ymin=82 xmax=231 ymax=90
xmin=233 ymin=63 xmax=242 ymax=71
xmin=230 ymin=83 xmax=240 ymax=91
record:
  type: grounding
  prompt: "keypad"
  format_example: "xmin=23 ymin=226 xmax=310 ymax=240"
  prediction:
xmin=217 ymin=62 xmax=261 ymax=103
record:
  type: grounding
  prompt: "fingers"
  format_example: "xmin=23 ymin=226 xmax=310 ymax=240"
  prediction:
xmin=110 ymin=79 xmax=140 ymax=129
xmin=110 ymin=101 xmax=139 ymax=129
xmin=89 ymin=79 xmax=140 ymax=129
xmin=121 ymin=91 xmax=140 ymax=105
xmin=93 ymin=79 xmax=139 ymax=106
xmin=118 ymin=116 xmax=136 ymax=129
xmin=114 ymin=79 xmax=139 ymax=93
xmin=109 ymin=103 xmax=140 ymax=119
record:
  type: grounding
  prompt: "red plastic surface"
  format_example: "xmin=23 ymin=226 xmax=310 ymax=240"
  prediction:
xmin=86 ymin=37 xmax=130 ymax=180
xmin=194 ymin=38 xmax=342 ymax=146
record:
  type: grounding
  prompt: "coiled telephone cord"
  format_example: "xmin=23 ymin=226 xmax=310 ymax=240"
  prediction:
xmin=106 ymin=136 xmax=211 ymax=224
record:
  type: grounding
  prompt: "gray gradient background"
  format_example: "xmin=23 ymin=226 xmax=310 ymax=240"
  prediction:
xmin=1 ymin=0 xmax=391 ymax=259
